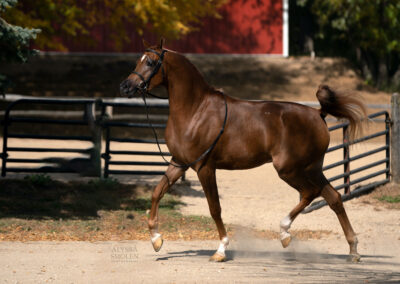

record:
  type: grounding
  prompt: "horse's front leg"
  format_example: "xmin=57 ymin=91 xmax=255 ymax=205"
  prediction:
xmin=148 ymin=162 xmax=185 ymax=252
xmin=197 ymin=166 xmax=229 ymax=262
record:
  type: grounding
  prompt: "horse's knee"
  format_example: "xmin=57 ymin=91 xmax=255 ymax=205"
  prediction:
xmin=151 ymin=175 xmax=173 ymax=203
xmin=152 ymin=184 xmax=167 ymax=203
xmin=151 ymin=191 xmax=161 ymax=203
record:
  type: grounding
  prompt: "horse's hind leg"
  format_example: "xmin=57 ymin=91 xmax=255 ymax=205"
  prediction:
xmin=321 ymin=183 xmax=360 ymax=262
xmin=277 ymin=175 xmax=318 ymax=248
xmin=279 ymin=168 xmax=360 ymax=262
xmin=197 ymin=166 xmax=228 ymax=262
xmin=280 ymin=194 xmax=315 ymax=248
xmin=148 ymin=162 xmax=185 ymax=252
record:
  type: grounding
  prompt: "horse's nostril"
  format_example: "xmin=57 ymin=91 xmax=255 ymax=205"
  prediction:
xmin=121 ymin=80 xmax=130 ymax=88
xmin=120 ymin=81 xmax=131 ymax=96
xmin=120 ymin=80 xmax=132 ymax=92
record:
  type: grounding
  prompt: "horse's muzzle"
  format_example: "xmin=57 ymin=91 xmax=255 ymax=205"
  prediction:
xmin=120 ymin=79 xmax=146 ymax=98
xmin=120 ymin=79 xmax=137 ymax=98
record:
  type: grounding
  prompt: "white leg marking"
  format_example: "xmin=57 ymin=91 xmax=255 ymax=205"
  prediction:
xmin=151 ymin=232 xmax=161 ymax=244
xmin=216 ymin=237 xmax=229 ymax=256
xmin=280 ymin=215 xmax=292 ymax=240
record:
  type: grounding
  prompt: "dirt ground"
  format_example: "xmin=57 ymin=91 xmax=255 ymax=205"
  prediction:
xmin=1 ymin=239 xmax=399 ymax=283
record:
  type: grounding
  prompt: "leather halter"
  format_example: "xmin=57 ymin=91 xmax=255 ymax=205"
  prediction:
xmin=131 ymin=48 xmax=167 ymax=97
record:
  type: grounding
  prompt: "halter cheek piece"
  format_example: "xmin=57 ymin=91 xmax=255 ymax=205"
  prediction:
xmin=131 ymin=49 xmax=167 ymax=94
xmin=132 ymin=48 xmax=228 ymax=170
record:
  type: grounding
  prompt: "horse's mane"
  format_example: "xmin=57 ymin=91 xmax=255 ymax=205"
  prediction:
xmin=165 ymin=49 xmax=217 ymax=92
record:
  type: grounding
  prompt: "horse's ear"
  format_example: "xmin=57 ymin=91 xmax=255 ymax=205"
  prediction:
xmin=142 ymin=39 xmax=150 ymax=48
xmin=158 ymin=37 xmax=165 ymax=49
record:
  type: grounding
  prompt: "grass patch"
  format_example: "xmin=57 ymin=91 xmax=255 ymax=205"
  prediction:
xmin=358 ymin=183 xmax=400 ymax=209
xmin=0 ymin=175 xmax=181 ymax=219
xmin=378 ymin=195 xmax=400 ymax=203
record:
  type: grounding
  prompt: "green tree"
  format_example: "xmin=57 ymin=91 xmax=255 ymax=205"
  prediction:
xmin=0 ymin=0 xmax=40 ymax=95
xmin=4 ymin=0 xmax=226 ymax=51
xmin=292 ymin=0 xmax=400 ymax=89
xmin=313 ymin=0 xmax=400 ymax=89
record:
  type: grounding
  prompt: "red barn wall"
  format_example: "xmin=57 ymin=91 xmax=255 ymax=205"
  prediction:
xmin=63 ymin=0 xmax=284 ymax=54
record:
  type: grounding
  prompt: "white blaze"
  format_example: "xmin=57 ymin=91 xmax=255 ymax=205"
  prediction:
xmin=140 ymin=54 xmax=147 ymax=62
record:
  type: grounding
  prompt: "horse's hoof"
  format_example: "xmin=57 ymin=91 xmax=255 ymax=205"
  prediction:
xmin=281 ymin=235 xmax=292 ymax=248
xmin=347 ymin=253 xmax=361 ymax=263
xmin=151 ymin=235 xmax=163 ymax=252
xmin=209 ymin=253 xmax=226 ymax=262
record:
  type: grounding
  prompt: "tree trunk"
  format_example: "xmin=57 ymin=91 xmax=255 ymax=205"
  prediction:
xmin=356 ymin=48 xmax=373 ymax=82
xmin=391 ymin=65 xmax=400 ymax=88
xmin=377 ymin=56 xmax=389 ymax=88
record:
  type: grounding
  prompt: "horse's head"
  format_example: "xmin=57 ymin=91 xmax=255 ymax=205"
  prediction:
xmin=120 ymin=38 xmax=167 ymax=97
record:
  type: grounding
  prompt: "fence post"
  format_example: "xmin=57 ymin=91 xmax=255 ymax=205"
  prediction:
xmin=391 ymin=93 xmax=400 ymax=184
xmin=1 ymin=111 xmax=9 ymax=177
xmin=86 ymin=102 xmax=102 ymax=177
xmin=343 ymin=125 xmax=350 ymax=194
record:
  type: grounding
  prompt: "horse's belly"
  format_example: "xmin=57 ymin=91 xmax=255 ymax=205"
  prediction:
xmin=215 ymin=151 xmax=272 ymax=170
xmin=214 ymin=119 xmax=274 ymax=169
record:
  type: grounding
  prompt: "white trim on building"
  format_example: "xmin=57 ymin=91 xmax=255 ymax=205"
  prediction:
xmin=283 ymin=0 xmax=289 ymax=57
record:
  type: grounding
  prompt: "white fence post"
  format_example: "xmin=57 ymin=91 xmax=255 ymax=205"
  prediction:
xmin=391 ymin=93 xmax=400 ymax=184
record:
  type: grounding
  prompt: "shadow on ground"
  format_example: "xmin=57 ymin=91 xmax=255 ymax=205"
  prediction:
xmin=0 ymin=177 xmax=189 ymax=220
xmin=170 ymin=181 xmax=205 ymax=198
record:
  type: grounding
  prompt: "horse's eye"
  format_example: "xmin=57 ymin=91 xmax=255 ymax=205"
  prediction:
xmin=146 ymin=59 xmax=155 ymax=67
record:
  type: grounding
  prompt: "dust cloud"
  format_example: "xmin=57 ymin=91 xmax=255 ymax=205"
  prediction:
xmin=228 ymin=227 xmax=341 ymax=264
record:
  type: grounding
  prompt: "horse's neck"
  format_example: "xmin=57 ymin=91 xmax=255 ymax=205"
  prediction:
xmin=165 ymin=53 xmax=210 ymax=119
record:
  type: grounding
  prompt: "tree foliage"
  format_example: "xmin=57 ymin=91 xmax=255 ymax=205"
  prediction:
xmin=0 ymin=0 xmax=40 ymax=94
xmin=292 ymin=0 xmax=400 ymax=89
xmin=3 ymin=0 xmax=226 ymax=51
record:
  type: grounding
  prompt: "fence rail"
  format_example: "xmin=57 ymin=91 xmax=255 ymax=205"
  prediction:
xmin=100 ymin=99 xmax=172 ymax=177
xmin=1 ymin=98 xmax=99 ymax=177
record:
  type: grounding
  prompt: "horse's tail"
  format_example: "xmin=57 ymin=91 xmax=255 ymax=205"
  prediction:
xmin=316 ymin=84 xmax=367 ymax=140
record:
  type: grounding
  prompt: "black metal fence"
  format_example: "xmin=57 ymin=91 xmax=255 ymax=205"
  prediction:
xmin=304 ymin=111 xmax=391 ymax=213
xmin=100 ymin=99 xmax=171 ymax=177
xmin=1 ymin=98 xmax=99 ymax=177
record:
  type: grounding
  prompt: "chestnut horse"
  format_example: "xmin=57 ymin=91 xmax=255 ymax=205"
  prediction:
xmin=120 ymin=39 xmax=366 ymax=262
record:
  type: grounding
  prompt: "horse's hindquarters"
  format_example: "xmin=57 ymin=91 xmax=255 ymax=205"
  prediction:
xmin=213 ymin=100 xmax=329 ymax=171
